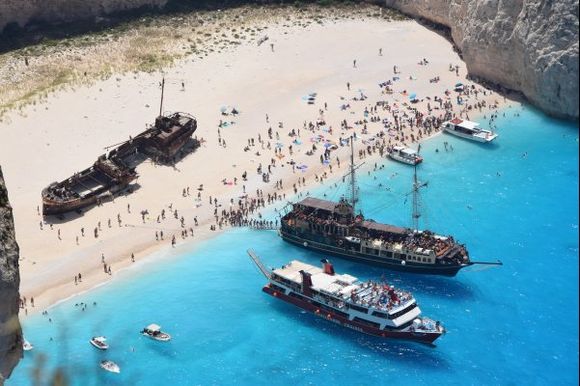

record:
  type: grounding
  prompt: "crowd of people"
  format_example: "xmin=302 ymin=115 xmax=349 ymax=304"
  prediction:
xmin=26 ymin=52 xmax=506 ymax=316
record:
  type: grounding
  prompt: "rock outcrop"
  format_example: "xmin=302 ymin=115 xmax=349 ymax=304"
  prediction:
xmin=0 ymin=0 xmax=168 ymax=32
xmin=384 ymin=0 xmax=579 ymax=120
xmin=0 ymin=166 xmax=22 ymax=384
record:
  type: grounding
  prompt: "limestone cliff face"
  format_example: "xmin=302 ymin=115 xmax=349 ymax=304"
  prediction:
xmin=0 ymin=166 xmax=22 ymax=384
xmin=0 ymin=0 xmax=168 ymax=32
xmin=385 ymin=0 xmax=579 ymax=120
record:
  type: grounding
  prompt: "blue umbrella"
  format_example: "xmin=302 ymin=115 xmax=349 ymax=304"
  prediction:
xmin=409 ymin=93 xmax=417 ymax=100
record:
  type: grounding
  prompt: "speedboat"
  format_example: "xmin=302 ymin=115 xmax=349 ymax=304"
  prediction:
xmin=388 ymin=146 xmax=423 ymax=165
xmin=141 ymin=324 xmax=171 ymax=342
xmin=23 ymin=339 xmax=34 ymax=351
xmin=442 ymin=118 xmax=498 ymax=143
xmin=90 ymin=336 xmax=109 ymax=350
xmin=100 ymin=360 xmax=120 ymax=374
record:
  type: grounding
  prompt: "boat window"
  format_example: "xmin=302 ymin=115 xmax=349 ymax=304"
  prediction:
xmin=372 ymin=311 xmax=389 ymax=318
xmin=389 ymin=303 xmax=417 ymax=320
xmin=270 ymin=284 xmax=285 ymax=293
xmin=348 ymin=304 xmax=368 ymax=313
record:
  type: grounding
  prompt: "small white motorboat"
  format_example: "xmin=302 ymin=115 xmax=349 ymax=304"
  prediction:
xmin=23 ymin=339 xmax=34 ymax=351
xmin=100 ymin=360 xmax=120 ymax=374
xmin=388 ymin=146 xmax=423 ymax=165
xmin=141 ymin=324 xmax=171 ymax=342
xmin=90 ymin=336 xmax=109 ymax=350
xmin=442 ymin=118 xmax=498 ymax=143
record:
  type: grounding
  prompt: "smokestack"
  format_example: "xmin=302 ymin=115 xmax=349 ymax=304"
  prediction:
xmin=299 ymin=270 xmax=313 ymax=297
xmin=321 ymin=259 xmax=335 ymax=275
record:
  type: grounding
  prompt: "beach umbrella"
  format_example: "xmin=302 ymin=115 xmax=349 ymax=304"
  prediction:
xmin=409 ymin=93 xmax=417 ymax=100
xmin=455 ymin=82 xmax=463 ymax=87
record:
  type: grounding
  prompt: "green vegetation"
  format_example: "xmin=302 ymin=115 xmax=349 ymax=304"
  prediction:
xmin=0 ymin=3 xmax=407 ymax=120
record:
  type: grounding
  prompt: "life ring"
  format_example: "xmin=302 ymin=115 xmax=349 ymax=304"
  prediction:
xmin=303 ymin=242 xmax=308 ymax=247
xmin=355 ymin=215 xmax=363 ymax=223
xmin=401 ymin=260 xmax=406 ymax=265
xmin=338 ymin=239 xmax=344 ymax=246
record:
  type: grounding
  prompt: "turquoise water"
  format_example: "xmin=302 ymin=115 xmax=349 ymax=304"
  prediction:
xmin=10 ymin=106 xmax=579 ymax=385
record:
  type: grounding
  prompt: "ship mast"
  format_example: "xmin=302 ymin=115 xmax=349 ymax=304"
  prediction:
xmin=349 ymin=136 xmax=358 ymax=214
xmin=159 ymin=77 xmax=165 ymax=117
xmin=411 ymin=163 xmax=428 ymax=231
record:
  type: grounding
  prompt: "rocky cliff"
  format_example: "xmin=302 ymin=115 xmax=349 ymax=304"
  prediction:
xmin=384 ymin=0 xmax=579 ymax=120
xmin=0 ymin=0 xmax=168 ymax=32
xmin=0 ymin=1 xmax=578 ymax=119
xmin=0 ymin=166 xmax=22 ymax=384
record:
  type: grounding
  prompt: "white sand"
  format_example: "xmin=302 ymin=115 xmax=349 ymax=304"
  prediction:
xmin=0 ymin=17 xmax=513 ymax=314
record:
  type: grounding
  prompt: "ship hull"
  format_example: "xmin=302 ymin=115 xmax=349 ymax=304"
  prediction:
xmin=42 ymin=181 xmax=132 ymax=216
xmin=263 ymin=285 xmax=441 ymax=344
xmin=444 ymin=128 xmax=497 ymax=143
xmin=388 ymin=153 xmax=422 ymax=166
xmin=280 ymin=230 xmax=465 ymax=276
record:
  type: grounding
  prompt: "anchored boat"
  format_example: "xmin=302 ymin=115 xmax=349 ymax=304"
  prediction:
xmin=23 ymin=339 xmax=33 ymax=351
xmin=442 ymin=118 xmax=497 ymax=143
xmin=248 ymin=250 xmax=445 ymax=345
xmin=388 ymin=145 xmax=423 ymax=165
xmin=100 ymin=360 xmax=120 ymax=373
xmin=89 ymin=336 xmax=109 ymax=350
xmin=279 ymin=138 xmax=501 ymax=276
xmin=141 ymin=324 xmax=171 ymax=342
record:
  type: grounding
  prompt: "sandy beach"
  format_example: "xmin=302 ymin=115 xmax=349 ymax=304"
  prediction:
xmin=0 ymin=5 xmax=516 ymax=315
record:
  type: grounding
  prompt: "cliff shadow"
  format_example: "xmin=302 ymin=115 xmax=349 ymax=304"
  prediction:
xmin=0 ymin=0 xmax=294 ymax=54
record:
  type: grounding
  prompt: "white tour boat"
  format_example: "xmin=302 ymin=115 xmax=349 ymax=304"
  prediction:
xmin=388 ymin=146 xmax=423 ymax=165
xmin=100 ymin=360 xmax=120 ymax=373
xmin=248 ymin=251 xmax=446 ymax=345
xmin=141 ymin=324 xmax=171 ymax=342
xmin=442 ymin=118 xmax=497 ymax=143
xmin=90 ymin=336 xmax=109 ymax=350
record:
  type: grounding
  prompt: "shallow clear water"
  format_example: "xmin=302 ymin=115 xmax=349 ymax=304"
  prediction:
xmin=10 ymin=106 xmax=579 ymax=385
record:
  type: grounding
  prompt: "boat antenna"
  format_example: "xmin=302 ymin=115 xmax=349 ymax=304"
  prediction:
xmin=349 ymin=136 xmax=358 ymax=214
xmin=411 ymin=163 xmax=428 ymax=231
xmin=159 ymin=76 xmax=165 ymax=117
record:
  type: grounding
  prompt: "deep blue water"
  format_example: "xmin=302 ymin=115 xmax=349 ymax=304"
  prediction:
xmin=9 ymin=106 xmax=579 ymax=385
